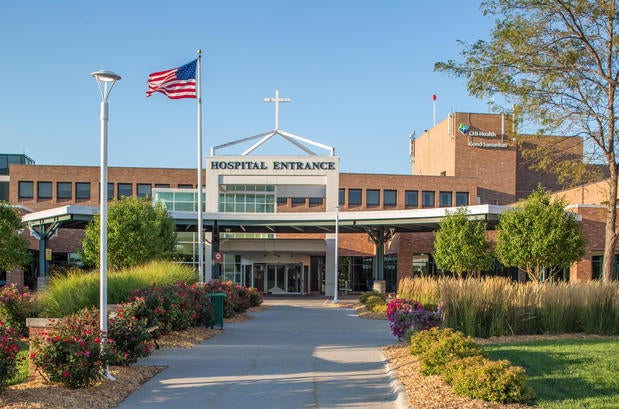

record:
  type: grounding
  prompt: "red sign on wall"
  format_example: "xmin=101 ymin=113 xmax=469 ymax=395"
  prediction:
xmin=213 ymin=252 xmax=223 ymax=263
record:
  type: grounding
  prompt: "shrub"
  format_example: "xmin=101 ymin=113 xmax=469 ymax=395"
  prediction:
xmin=410 ymin=327 xmax=445 ymax=356
xmin=247 ymin=287 xmax=263 ymax=308
xmin=415 ymin=328 xmax=484 ymax=376
xmin=365 ymin=295 xmax=386 ymax=311
xmin=359 ymin=291 xmax=385 ymax=305
xmin=30 ymin=308 xmax=112 ymax=388
xmin=0 ymin=284 xmax=41 ymax=337
xmin=108 ymin=300 xmax=155 ymax=366
xmin=0 ymin=322 xmax=20 ymax=387
xmin=387 ymin=299 xmax=441 ymax=340
xmin=448 ymin=357 xmax=535 ymax=403
xmin=203 ymin=280 xmax=256 ymax=318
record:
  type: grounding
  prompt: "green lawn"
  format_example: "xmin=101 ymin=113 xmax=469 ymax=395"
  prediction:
xmin=484 ymin=338 xmax=619 ymax=409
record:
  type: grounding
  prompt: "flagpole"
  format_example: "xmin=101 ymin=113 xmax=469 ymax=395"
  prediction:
xmin=197 ymin=49 xmax=204 ymax=283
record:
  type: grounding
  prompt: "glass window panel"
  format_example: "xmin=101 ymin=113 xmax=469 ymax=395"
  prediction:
xmin=309 ymin=197 xmax=323 ymax=206
xmin=156 ymin=192 xmax=174 ymax=201
xmin=19 ymin=181 xmax=33 ymax=199
xmin=57 ymin=182 xmax=72 ymax=199
xmin=137 ymin=184 xmax=152 ymax=198
xmin=405 ymin=190 xmax=418 ymax=207
xmin=266 ymin=204 xmax=274 ymax=212
xmin=235 ymin=202 xmax=245 ymax=212
xmin=178 ymin=184 xmax=193 ymax=189
xmin=37 ymin=181 xmax=52 ymax=199
xmin=155 ymin=183 xmax=170 ymax=188
xmin=277 ymin=197 xmax=287 ymax=205
xmin=292 ymin=197 xmax=305 ymax=206
xmin=339 ymin=188 xmax=345 ymax=205
xmin=456 ymin=192 xmax=469 ymax=206
xmin=422 ymin=191 xmax=435 ymax=207
xmin=107 ymin=183 xmax=114 ymax=200
xmin=439 ymin=192 xmax=452 ymax=207
xmin=175 ymin=202 xmax=194 ymax=211
xmin=175 ymin=192 xmax=195 ymax=202
xmin=76 ymin=182 xmax=90 ymax=200
xmin=384 ymin=190 xmax=397 ymax=206
xmin=117 ymin=183 xmax=132 ymax=198
xmin=366 ymin=190 xmax=380 ymax=207
xmin=348 ymin=189 xmax=362 ymax=206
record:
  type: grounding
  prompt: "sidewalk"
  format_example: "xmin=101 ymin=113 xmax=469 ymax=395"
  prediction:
xmin=116 ymin=297 xmax=406 ymax=409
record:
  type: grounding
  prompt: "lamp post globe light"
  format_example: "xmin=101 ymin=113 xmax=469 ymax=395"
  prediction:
xmin=91 ymin=70 xmax=120 ymax=377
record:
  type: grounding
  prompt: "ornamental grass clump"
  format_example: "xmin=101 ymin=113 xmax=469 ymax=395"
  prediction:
xmin=0 ymin=284 xmax=41 ymax=337
xmin=30 ymin=308 xmax=113 ymax=389
xmin=0 ymin=321 xmax=20 ymax=388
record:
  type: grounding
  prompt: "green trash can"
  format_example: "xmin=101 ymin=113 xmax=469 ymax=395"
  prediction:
xmin=207 ymin=293 xmax=227 ymax=329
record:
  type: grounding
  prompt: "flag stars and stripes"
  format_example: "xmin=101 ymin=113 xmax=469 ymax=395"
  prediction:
xmin=146 ymin=59 xmax=197 ymax=99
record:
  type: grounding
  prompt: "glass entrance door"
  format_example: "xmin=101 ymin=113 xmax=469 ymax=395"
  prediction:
xmin=286 ymin=264 xmax=302 ymax=293
xmin=267 ymin=265 xmax=286 ymax=293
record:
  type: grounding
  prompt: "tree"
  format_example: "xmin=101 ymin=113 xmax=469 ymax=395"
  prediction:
xmin=435 ymin=0 xmax=618 ymax=281
xmin=0 ymin=202 xmax=30 ymax=272
xmin=81 ymin=196 xmax=177 ymax=270
xmin=495 ymin=188 xmax=585 ymax=281
xmin=433 ymin=208 xmax=493 ymax=278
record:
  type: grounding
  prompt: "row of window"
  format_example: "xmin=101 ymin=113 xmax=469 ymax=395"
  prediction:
xmin=277 ymin=197 xmax=324 ymax=207
xmin=17 ymin=181 xmax=194 ymax=201
xmin=338 ymin=189 xmax=469 ymax=208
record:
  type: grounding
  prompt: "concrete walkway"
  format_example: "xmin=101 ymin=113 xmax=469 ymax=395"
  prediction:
xmin=116 ymin=297 xmax=405 ymax=409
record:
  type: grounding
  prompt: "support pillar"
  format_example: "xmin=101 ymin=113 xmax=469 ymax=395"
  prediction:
xmin=325 ymin=235 xmax=336 ymax=297
xmin=28 ymin=222 xmax=60 ymax=290
xmin=365 ymin=226 xmax=395 ymax=293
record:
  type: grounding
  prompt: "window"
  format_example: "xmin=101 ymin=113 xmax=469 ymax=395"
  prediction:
xmin=155 ymin=183 xmax=170 ymax=189
xmin=137 ymin=184 xmax=152 ymax=199
xmin=422 ymin=191 xmax=435 ymax=207
xmin=18 ymin=181 xmax=33 ymax=199
xmin=218 ymin=185 xmax=275 ymax=213
xmin=291 ymin=197 xmax=306 ymax=207
xmin=107 ymin=183 xmax=114 ymax=200
xmin=348 ymin=189 xmax=362 ymax=206
xmin=309 ymin=197 xmax=323 ymax=206
xmin=37 ymin=181 xmax=52 ymax=199
xmin=277 ymin=196 xmax=287 ymax=205
xmin=405 ymin=190 xmax=418 ymax=208
xmin=117 ymin=183 xmax=132 ymax=198
xmin=76 ymin=182 xmax=90 ymax=200
xmin=178 ymin=184 xmax=193 ymax=189
xmin=439 ymin=191 xmax=452 ymax=207
xmin=456 ymin=192 xmax=469 ymax=206
xmin=57 ymin=182 xmax=72 ymax=199
xmin=384 ymin=190 xmax=397 ymax=207
xmin=366 ymin=190 xmax=380 ymax=207
xmin=339 ymin=188 xmax=345 ymax=205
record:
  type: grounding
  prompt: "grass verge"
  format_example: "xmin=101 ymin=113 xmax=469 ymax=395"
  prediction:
xmin=484 ymin=338 xmax=619 ymax=409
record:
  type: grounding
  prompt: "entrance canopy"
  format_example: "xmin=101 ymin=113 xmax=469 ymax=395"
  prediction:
xmin=23 ymin=204 xmax=508 ymax=234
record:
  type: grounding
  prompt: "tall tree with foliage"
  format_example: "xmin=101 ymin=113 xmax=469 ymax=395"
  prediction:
xmin=435 ymin=0 xmax=618 ymax=281
xmin=81 ymin=197 xmax=177 ymax=270
xmin=0 ymin=202 xmax=30 ymax=271
xmin=495 ymin=188 xmax=585 ymax=281
xmin=433 ymin=208 xmax=493 ymax=278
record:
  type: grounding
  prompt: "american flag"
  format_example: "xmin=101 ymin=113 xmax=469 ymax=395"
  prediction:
xmin=146 ymin=59 xmax=197 ymax=99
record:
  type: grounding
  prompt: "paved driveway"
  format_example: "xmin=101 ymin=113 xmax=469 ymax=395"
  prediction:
xmin=116 ymin=298 xmax=402 ymax=409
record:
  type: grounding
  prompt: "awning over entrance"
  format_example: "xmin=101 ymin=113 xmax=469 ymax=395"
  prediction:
xmin=22 ymin=204 xmax=507 ymax=234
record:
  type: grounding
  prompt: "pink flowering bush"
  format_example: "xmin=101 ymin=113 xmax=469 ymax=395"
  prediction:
xmin=129 ymin=282 xmax=214 ymax=333
xmin=203 ymin=280 xmax=260 ymax=318
xmin=0 ymin=284 xmax=41 ymax=337
xmin=108 ymin=299 xmax=155 ymax=366
xmin=30 ymin=308 xmax=113 ymax=388
xmin=0 ymin=321 xmax=20 ymax=387
xmin=387 ymin=298 xmax=442 ymax=340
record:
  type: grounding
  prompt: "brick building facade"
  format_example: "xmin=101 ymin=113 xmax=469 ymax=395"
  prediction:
xmin=5 ymin=112 xmax=613 ymax=292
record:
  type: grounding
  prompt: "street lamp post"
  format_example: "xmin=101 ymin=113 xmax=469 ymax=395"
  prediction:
xmin=91 ymin=70 xmax=120 ymax=378
xmin=334 ymin=205 xmax=340 ymax=303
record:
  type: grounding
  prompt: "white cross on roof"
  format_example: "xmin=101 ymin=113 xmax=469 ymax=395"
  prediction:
xmin=264 ymin=89 xmax=291 ymax=130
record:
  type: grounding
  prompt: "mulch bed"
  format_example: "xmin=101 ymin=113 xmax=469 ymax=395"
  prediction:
xmin=0 ymin=305 xmax=268 ymax=409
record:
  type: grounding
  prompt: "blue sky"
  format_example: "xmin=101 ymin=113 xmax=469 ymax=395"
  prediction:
xmin=1 ymin=1 xmax=497 ymax=174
